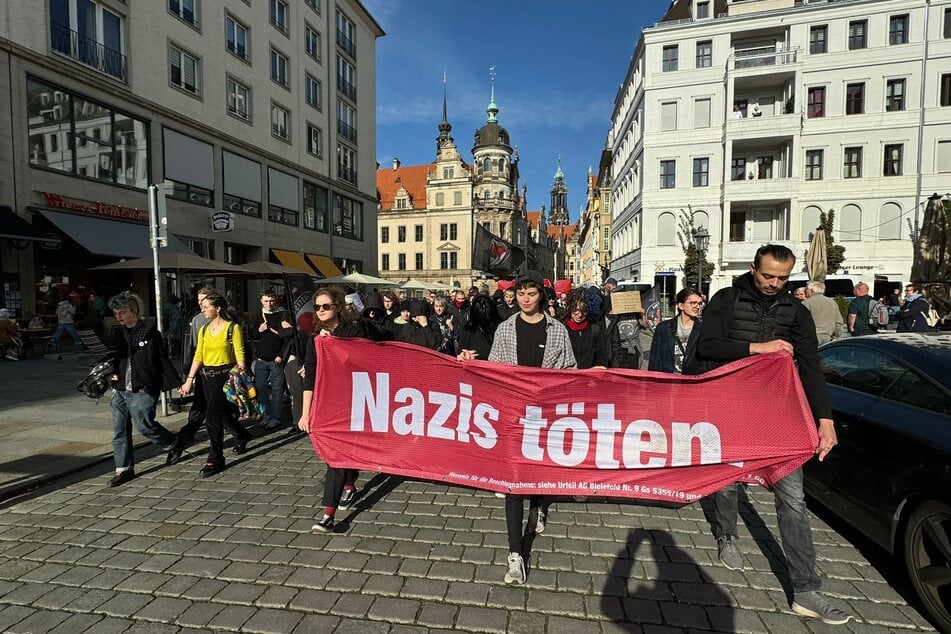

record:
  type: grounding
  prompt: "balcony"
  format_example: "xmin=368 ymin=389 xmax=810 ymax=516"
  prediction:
xmin=725 ymin=175 xmax=798 ymax=202
xmin=336 ymin=30 xmax=356 ymax=58
xmin=337 ymin=120 xmax=357 ymax=143
xmin=338 ymin=165 xmax=357 ymax=186
xmin=337 ymin=76 xmax=356 ymax=101
xmin=50 ymin=22 xmax=127 ymax=82
xmin=728 ymin=111 xmax=800 ymax=140
xmin=729 ymin=46 xmax=799 ymax=73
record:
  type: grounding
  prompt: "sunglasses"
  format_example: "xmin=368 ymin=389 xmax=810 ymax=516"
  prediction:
xmin=684 ymin=301 xmax=703 ymax=307
xmin=314 ymin=303 xmax=336 ymax=312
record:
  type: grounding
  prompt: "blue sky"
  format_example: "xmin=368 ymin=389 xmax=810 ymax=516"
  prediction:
xmin=363 ymin=1 xmax=665 ymax=223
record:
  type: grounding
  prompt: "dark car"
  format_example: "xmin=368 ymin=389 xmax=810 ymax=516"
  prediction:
xmin=804 ymin=333 xmax=951 ymax=631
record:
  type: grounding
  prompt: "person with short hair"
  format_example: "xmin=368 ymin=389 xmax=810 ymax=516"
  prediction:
xmin=847 ymin=282 xmax=876 ymax=336
xmin=0 ymin=309 xmax=22 ymax=361
xmin=648 ymin=288 xmax=702 ymax=374
xmin=106 ymin=292 xmax=181 ymax=486
xmin=794 ymin=287 xmax=807 ymax=302
xmin=802 ymin=281 xmax=844 ymax=345
xmin=897 ymin=284 xmax=933 ymax=332
xmin=50 ymin=294 xmax=82 ymax=352
xmin=251 ymin=289 xmax=294 ymax=430
xmin=497 ymin=288 xmax=517 ymax=320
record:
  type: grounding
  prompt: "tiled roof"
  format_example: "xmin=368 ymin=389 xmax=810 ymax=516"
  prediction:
xmin=377 ymin=164 xmax=433 ymax=211
xmin=548 ymin=224 xmax=577 ymax=241
xmin=526 ymin=211 xmax=541 ymax=230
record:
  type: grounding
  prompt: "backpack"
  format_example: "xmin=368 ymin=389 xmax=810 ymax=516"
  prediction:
xmin=867 ymin=298 xmax=889 ymax=328
xmin=925 ymin=307 xmax=940 ymax=328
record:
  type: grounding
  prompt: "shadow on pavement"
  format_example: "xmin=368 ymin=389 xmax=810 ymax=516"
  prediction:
xmin=334 ymin=473 xmax=405 ymax=532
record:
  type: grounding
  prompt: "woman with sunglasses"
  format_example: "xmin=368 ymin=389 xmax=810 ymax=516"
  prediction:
xmin=297 ymin=286 xmax=368 ymax=532
xmin=648 ymin=287 xmax=703 ymax=374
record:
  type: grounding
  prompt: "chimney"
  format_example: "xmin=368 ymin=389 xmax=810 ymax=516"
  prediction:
xmin=392 ymin=158 xmax=401 ymax=170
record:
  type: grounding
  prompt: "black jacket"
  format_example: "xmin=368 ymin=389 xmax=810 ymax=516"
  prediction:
xmin=648 ymin=317 xmax=701 ymax=374
xmin=250 ymin=309 xmax=293 ymax=361
xmin=395 ymin=320 xmax=440 ymax=350
xmin=897 ymin=297 xmax=932 ymax=332
xmin=685 ymin=272 xmax=832 ymax=420
xmin=603 ymin=314 xmax=636 ymax=369
xmin=111 ymin=323 xmax=181 ymax=395
xmin=565 ymin=320 xmax=610 ymax=369
xmin=302 ymin=321 xmax=368 ymax=386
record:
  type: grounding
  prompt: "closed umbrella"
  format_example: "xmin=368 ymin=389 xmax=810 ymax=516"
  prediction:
xmin=911 ymin=193 xmax=951 ymax=318
xmin=806 ymin=226 xmax=827 ymax=282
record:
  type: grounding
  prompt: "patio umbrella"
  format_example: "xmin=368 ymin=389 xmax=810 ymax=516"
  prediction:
xmin=400 ymin=279 xmax=433 ymax=290
xmin=911 ymin=194 xmax=951 ymax=318
xmin=225 ymin=261 xmax=311 ymax=278
xmin=806 ymin=226 xmax=827 ymax=282
xmin=316 ymin=272 xmax=399 ymax=288
xmin=89 ymin=252 xmax=244 ymax=274
xmin=427 ymin=281 xmax=454 ymax=291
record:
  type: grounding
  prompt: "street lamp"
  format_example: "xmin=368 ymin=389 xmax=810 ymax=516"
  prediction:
xmin=693 ymin=226 xmax=710 ymax=294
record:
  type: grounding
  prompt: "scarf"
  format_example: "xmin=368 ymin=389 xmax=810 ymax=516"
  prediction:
xmin=566 ymin=318 xmax=589 ymax=332
xmin=453 ymin=298 xmax=466 ymax=308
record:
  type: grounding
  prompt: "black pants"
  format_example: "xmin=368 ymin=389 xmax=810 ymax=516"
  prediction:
xmin=505 ymin=494 xmax=543 ymax=553
xmin=201 ymin=369 xmax=243 ymax=468
xmin=322 ymin=467 xmax=358 ymax=508
xmin=284 ymin=357 xmax=304 ymax=423
xmin=177 ymin=373 xmax=251 ymax=448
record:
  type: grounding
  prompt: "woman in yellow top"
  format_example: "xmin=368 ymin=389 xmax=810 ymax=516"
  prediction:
xmin=180 ymin=293 xmax=249 ymax=476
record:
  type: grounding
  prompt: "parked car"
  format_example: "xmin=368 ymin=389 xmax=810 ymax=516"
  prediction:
xmin=804 ymin=333 xmax=951 ymax=631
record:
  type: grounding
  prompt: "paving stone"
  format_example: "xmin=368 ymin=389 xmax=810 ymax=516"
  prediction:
xmin=332 ymin=617 xmax=390 ymax=634
xmin=293 ymin=614 xmax=340 ymax=632
xmin=164 ymin=555 xmax=229 ymax=577
xmin=507 ymin=610 xmax=547 ymax=634
xmin=444 ymin=581 xmax=489 ymax=606
xmin=367 ymin=596 xmax=420 ymax=624
xmin=174 ymin=602 xmax=224 ymax=628
xmin=242 ymin=607 xmax=302 ymax=633
xmin=455 ymin=606 xmax=509 ymax=633
xmin=132 ymin=596 xmax=191 ymax=623
xmin=848 ymin=599 xmax=917 ymax=628
xmin=114 ymin=571 xmax=172 ymax=593
xmin=46 ymin=612 xmax=105 ymax=633
xmin=206 ymin=604 xmax=256 ymax=630
xmin=331 ymin=592 xmax=374 ymax=618
xmin=94 ymin=592 xmax=152 ymax=618
xmin=31 ymin=585 xmax=87 ymax=610
xmin=417 ymin=603 xmax=457 ymax=629
xmin=213 ymin=581 xmax=267 ymax=604
xmin=255 ymin=585 xmax=298 ymax=608
xmin=288 ymin=589 xmax=341 ymax=613
xmin=526 ymin=589 xmax=585 ymax=617
xmin=285 ymin=566 xmax=336 ymax=589
xmin=6 ymin=608 xmax=71 ymax=633
xmin=2 ymin=581 xmax=57 ymax=605
xmin=622 ymin=598 xmax=663 ymax=624
xmin=180 ymin=578 xmax=227 ymax=601
xmin=0 ymin=605 xmax=33 ymax=631
xmin=399 ymin=577 xmax=447 ymax=600
xmin=362 ymin=573 xmax=404 ymax=596
xmin=547 ymin=615 xmax=602 ymax=634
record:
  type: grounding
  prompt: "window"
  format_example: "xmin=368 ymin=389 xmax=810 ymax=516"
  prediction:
xmin=757 ymin=156 xmax=773 ymax=180
xmin=305 ymin=0 xmax=320 ymax=13
xmin=397 ymin=254 xmax=406 ymax=270
xmin=381 ymin=254 xmax=389 ymax=270
xmin=397 ymin=226 xmax=406 ymax=243
xmin=941 ymin=74 xmax=951 ymax=107
xmin=819 ymin=347 xmax=903 ymax=394
xmin=337 ymin=143 xmax=356 ymax=185
xmin=662 ymin=45 xmax=678 ymax=72
xmin=692 ymin=157 xmax=709 ymax=187
xmin=226 ymin=78 xmax=250 ymax=121
xmin=809 ymin=25 xmax=827 ymax=54
xmin=415 ymin=253 xmax=423 ymax=270
xmin=729 ymin=211 xmax=745 ymax=241
xmin=453 ymin=191 xmax=462 ymax=205
xmin=696 ymin=1 xmax=709 ymax=19
xmin=659 ymin=160 xmax=675 ymax=189
xmin=885 ymin=79 xmax=905 ymax=111
xmin=305 ymin=25 xmax=321 ymax=60
xmin=883 ymin=144 xmax=903 ymax=176
xmin=270 ymin=0 xmax=288 ymax=33
xmin=270 ymin=48 xmax=288 ymax=88
xmin=879 ymin=202 xmax=902 ymax=240
xmin=839 ymin=204 xmax=861 ymax=241
xmin=731 ymin=157 xmax=746 ymax=181
xmin=50 ymin=0 xmax=126 ymax=81
xmin=946 ymin=8 xmax=951 ymax=39
xmin=225 ymin=15 xmax=248 ymax=60
xmin=695 ymin=41 xmax=712 ymax=68
xmin=268 ymin=204 xmax=297 ymax=226
xmin=306 ymin=124 xmax=321 ymax=157
xmin=660 ymin=101 xmax=677 ymax=131
xmin=169 ymin=44 xmax=199 ymax=95
xmin=694 ymin=98 xmax=711 ymax=128
xmin=337 ymin=56 xmax=356 ymax=101
xmin=337 ymin=100 xmax=356 ymax=142
xmin=333 ymin=193 xmax=363 ymax=240
xmin=807 ymin=87 xmax=825 ymax=118
xmin=223 ymin=151 xmax=261 ymax=217
xmin=271 ymin=103 xmax=289 ymax=140
xmin=442 ymin=167 xmax=454 ymax=179
xmin=889 ymin=14 xmax=909 ymax=45
xmin=415 ymin=225 xmax=423 ymax=242
xmin=845 ymin=83 xmax=864 ymax=115
xmin=303 ymin=181 xmax=328 ymax=231
xmin=440 ymin=252 xmax=458 ymax=269
xmin=805 ymin=150 xmax=823 ymax=181
xmin=440 ymin=223 xmax=458 ymax=241
xmin=435 ymin=192 xmax=444 ymax=206
xmin=848 ymin=20 xmax=867 ymax=50
xmin=381 ymin=226 xmax=389 ymax=242
xmin=27 ymin=77 xmax=150 ymax=188
xmin=395 ymin=198 xmax=406 ymax=210
xmin=336 ymin=10 xmax=356 ymax=58
xmin=657 ymin=213 xmax=676 ymax=246
xmin=305 ymin=75 xmax=321 ymax=109
xmin=168 ymin=0 xmax=197 ymax=27
xmin=843 ymin=147 xmax=862 ymax=178
xmin=886 ymin=370 xmax=951 ymax=414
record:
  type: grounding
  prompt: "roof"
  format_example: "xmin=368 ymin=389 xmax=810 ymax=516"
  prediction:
xmin=661 ymin=0 xmax=727 ymax=22
xmin=548 ymin=224 xmax=577 ymax=241
xmin=526 ymin=211 xmax=541 ymax=230
xmin=376 ymin=164 xmax=432 ymax=212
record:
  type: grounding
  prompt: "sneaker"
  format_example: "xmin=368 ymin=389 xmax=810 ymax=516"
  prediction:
xmin=531 ymin=508 xmax=546 ymax=534
xmin=792 ymin=591 xmax=853 ymax=625
xmin=263 ymin=419 xmax=284 ymax=430
xmin=504 ymin=552 xmax=526 ymax=584
xmin=312 ymin=515 xmax=334 ymax=533
xmin=108 ymin=470 xmax=135 ymax=487
xmin=199 ymin=463 xmax=224 ymax=478
xmin=716 ymin=536 xmax=744 ymax=571
xmin=494 ymin=492 xmax=505 ymax=498
xmin=338 ymin=487 xmax=357 ymax=511
xmin=165 ymin=447 xmax=184 ymax=466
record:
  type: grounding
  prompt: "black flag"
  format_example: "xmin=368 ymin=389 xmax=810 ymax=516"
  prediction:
xmin=473 ymin=223 xmax=525 ymax=277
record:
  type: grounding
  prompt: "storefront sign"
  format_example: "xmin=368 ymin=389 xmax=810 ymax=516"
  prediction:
xmin=211 ymin=210 xmax=235 ymax=232
xmin=41 ymin=192 xmax=148 ymax=224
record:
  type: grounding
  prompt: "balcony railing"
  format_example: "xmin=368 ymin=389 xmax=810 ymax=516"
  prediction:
xmin=732 ymin=46 xmax=798 ymax=70
xmin=337 ymin=120 xmax=357 ymax=143
xmin=336 ymin=30 xmax=356 ymax=58
xmin=50 ymin=22 xmax=127 ymax=82
xmin=337 ymin=76 xmax=356 ymax=101
xmin=338 ymin=165 xmax=357 ymax=186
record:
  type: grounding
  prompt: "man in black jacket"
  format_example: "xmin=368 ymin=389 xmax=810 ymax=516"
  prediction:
xmin=685 ymin=244 xmax=850 ymax=625
xmin=106 ymin=292 xmax=180 ymax=487
xmin=251 ymin=289 xmax=293 ymax=430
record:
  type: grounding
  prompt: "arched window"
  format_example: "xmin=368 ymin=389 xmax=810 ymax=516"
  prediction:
xmin=878 ymin=202 xmax=902 ymax=240
xmin=498 ymin=158 xmax=505 ymax=172
xmin=657 ymin=212 xmax=676 ymax=246
xmin=693 ymin=210 xmax=709 ymax=231
xmin=839 ymin=204 xmax=862 ymax=241
xmin=800 ymin=205 xmax=822 ymax=241
xmin=483 ymin=157 xmax=492 ymax=173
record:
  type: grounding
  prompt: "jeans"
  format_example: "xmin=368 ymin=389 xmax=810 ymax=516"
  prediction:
xmin=711 ymin=469 xmax=820 ymax=593
xmin=51 ymin=322 xmax=81 ymax=349
xmin=253 ymin=358 xmax=285 ymax=423
xmin=110 ymin=390 xmax=177 ymax=471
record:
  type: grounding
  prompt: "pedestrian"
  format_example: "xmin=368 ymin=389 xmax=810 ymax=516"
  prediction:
xmin=297 ymin=286 xmax=370 ymax=532
xmin=648 ymin=287 xmax=702 ymax=373
xmin=449 ymin=287 xmax=471 ymax=330
xmin=485 ymin=270 xmax=576 ymax=585
xmin=50 ymin=294 xmax=82 ymax=352
xmin=456 ymin=295 xmax=500 ymax=361
xmin=179 ymin=292 xmax=250 ymax=477
xmin=431 ymin=297 xmax=457 ymax=355
xmin=0 ymin=309 xmax=23 ymax=361
xmin=394 ymin=299 xmax=440 ymax=350
xmin=251 ymin=289 xmax=294 ymax=430
xmin=381 ymin=290 xmax=401 ymax=323
xmin=162 ymin=295 xmax=183 ymax=359
xmin=497 ymin=288 xmax=518 ymax=320
xmin=847 ymin=282 xmax=876 ymax=336
xmin=685 ymin=244 xmax=851 ymax=625
xmin=794 ymin=287 xmax=807 ymax=302
xmin=802 ymin=282 xmax=844 ymax=345
xmin=599 ymin=295 xmax=627 ymax=369
xmin=604 ymin=277 xmax=618 ymax=294
xmin=897 ymin=284 xmax=933 ymax=332
xmin=105 ymin=292 xmax=181 ymax=486
xmin=562 ymin=288 xmax=610 ymax=369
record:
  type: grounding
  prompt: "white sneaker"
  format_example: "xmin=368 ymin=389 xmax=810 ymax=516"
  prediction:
xmin=494 ymin=491 xmax=505 ymax=498
xmin=533 ymin=508 xmax=546 ymax=534
xmin=504 ymin=552 xmax=525 ymax=584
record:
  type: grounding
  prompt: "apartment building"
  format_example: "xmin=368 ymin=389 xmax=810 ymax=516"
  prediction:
xmin=0 ymin=0 xmax=382 ymax=318
xmin=609 ymin=0 xmax=951 ymax=297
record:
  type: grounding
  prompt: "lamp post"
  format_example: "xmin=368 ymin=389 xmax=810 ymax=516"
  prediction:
xmin=693 ymin=226 xmax=710 ymax=294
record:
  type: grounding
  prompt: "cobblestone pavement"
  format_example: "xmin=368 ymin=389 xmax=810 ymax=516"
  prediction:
xmin=0 ymin=430 xmax=938 ymax=634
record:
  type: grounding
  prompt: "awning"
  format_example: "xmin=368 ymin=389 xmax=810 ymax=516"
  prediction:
xmin=0 ymin=205 xmax=60 ymax=244
xmin=307 ymin=254 xmax=343 ymax=277
xmin=33 ymin=208 xmax=191 ymax=258
xmin=272 ymin=249 xmax=316 ymax=274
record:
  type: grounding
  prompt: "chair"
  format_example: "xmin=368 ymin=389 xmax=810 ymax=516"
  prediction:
xmin=76 ymin=328 xmax=110 ymax=358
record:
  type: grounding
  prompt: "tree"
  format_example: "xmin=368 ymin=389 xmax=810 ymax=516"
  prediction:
xmin=818 ymin=209 xmax=846 ymax=274
xmin=677 ymin=209 xmax=714 ymax=295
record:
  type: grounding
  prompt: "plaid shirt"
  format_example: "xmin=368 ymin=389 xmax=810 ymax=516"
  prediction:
xmin=488 ymin=312 xmax=577 ymax=369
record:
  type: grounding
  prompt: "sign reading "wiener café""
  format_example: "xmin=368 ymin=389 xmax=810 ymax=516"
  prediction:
xmin=41 ymin=191 xmax=148 ymax=224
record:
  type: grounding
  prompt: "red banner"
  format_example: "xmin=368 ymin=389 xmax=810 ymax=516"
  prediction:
xmin=309 ymin=339 xmax=819 ymax=505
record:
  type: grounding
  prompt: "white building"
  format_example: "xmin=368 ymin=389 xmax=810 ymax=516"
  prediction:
xmin=609 ymin=0 xmax=951 ymax=299
xmin=0 ymin=0 xmax=382 ymax=318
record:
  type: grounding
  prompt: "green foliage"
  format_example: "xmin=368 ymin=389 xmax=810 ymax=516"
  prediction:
xmin=818 ymin=210 xmax=846 ymax=273
xmin=677 ymin=210 xmax=715 ymax=293
xmin=833 ymin=295 xmax=849 ymax=322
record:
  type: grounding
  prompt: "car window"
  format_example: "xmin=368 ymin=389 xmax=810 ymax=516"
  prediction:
xmin=882 ymin=369 xmax=951 ymax=415
xmin=819 ymin=346 xmax=904 ymax=395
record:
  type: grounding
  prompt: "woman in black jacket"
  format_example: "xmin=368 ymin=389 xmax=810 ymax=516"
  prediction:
xmin=648 ymin=287 xmax=703 ymax=374
xmin=297 ymin=286 xmax=368 ymax=532
xmin=456 ymin=295 xmax=500 ymax=361
xmin=106 ymin=292 xmax=181 ymax=487
xmin=562 ymin=289 xmax=610 ymax=369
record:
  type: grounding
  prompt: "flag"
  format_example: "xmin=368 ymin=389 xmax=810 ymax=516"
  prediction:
xmin=283 ymin=273 xmax=316 ymax=334
xmin=473 ymin=223 xmax=525 ymax=277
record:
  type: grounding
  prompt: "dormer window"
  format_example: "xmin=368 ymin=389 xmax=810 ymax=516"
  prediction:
xmin=696 ymin=1 xmax=709 ymax=19
xmin=396 ymin=198 xmax=407 ymax=209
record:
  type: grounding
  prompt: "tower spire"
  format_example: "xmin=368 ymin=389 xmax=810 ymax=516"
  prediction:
xmin=436 ymin=70 xmax=453 ymax=150
xmin=487 ymin=66 xmax=498 ymax=123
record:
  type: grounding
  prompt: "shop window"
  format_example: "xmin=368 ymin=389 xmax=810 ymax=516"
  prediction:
xmin=303 ymin=180 xmax=328 ymax=232
xmin=333 ymin=193 xmax=363 ymax=240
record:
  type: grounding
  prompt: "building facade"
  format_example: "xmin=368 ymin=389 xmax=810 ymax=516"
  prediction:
xmin=609 ymin=0 xmax=951 ymax=298
xmin=0 ymin=0 xmax=382 ymax=318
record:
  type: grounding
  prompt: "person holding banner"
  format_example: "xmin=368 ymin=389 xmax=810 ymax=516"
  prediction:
xmin=297 ymin=286 xmax=369 ymax=532
xmin=456 ymin=295 xmax=500 ymax=361
xmin=685 ymin=244 xmax=851 ymax=626
xmin=486 ymin=270 xmax=576 ymax=585
xmin=648 ymin=288 xmax=702 ymax=374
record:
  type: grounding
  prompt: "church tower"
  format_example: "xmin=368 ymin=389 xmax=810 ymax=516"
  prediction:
xmin=548 ymin=158 xmax=569 ymax=226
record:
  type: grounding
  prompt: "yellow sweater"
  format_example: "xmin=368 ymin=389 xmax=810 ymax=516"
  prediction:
xmin=194 ymin=322 xmax=244 ymax=367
